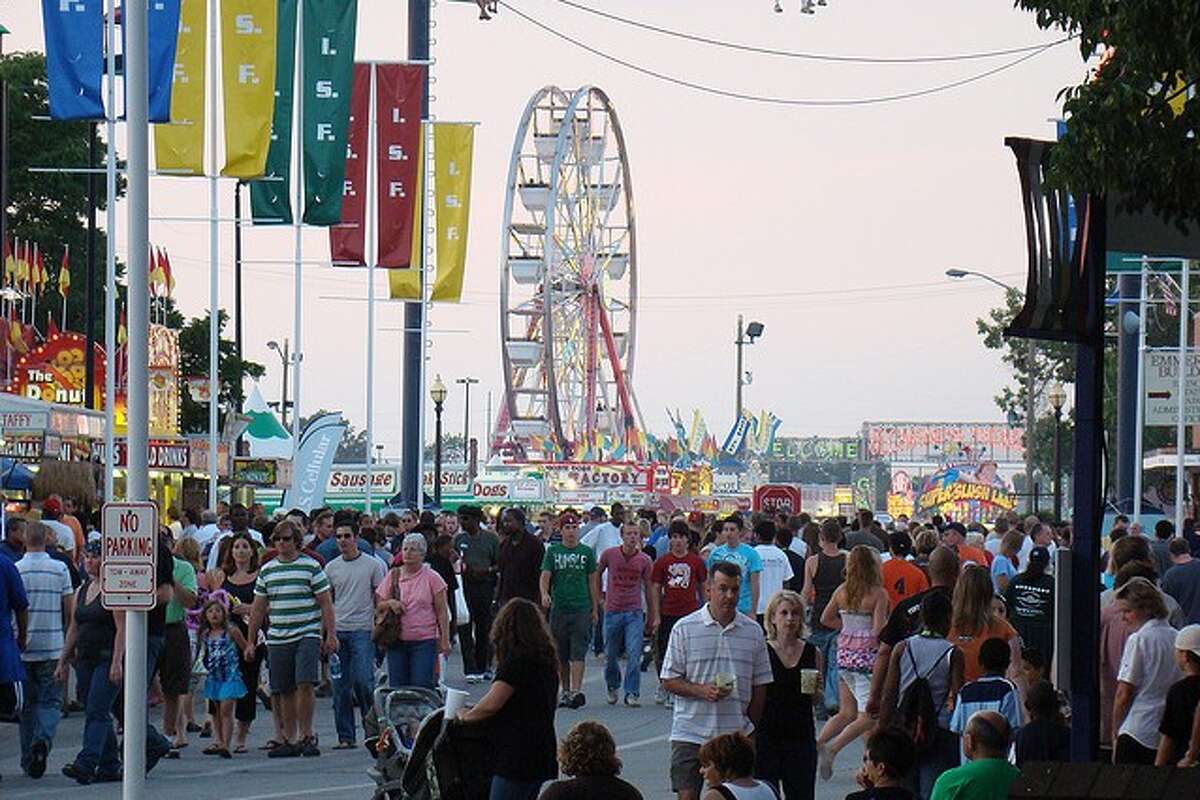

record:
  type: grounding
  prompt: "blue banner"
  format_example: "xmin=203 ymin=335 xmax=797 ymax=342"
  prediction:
xmin=281 ymin=412 xmax=347 ymax=512
xmin=147 ymin=0 xmax=182 ymax=123
xmin=41 ymin=0 xmax=105 ymax=120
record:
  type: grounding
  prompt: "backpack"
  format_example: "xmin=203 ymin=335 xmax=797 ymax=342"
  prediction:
xmin=896 ymin=640 xmax=952 ymax=755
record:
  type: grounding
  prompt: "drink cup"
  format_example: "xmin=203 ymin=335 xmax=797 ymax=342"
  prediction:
xmin=444 ymin=687 xmax=469 ymax=719
xmin=800 ymin=668 xmax=819 ymax=695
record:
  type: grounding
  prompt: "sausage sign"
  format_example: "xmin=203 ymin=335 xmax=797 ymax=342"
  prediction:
xmin=101 ymin=502 xmax=159 ymax=610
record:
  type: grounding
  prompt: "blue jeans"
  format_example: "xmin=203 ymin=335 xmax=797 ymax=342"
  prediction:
xmin=603 ymin=610 xmax=644 ymax=698
xmin=144 ymin=634 xmax=173 ymax=761
xmin=808 ymin=628 xmax=839 ymax=713
xmin=73 ymin=657 xmax=121 ymax=776
xmin=20 ymin=659 xmax=63 ymax=772
xmin=332 ymin=630 xmax=375 ymax=743
xmin=489 ymin=775 xmax=544 ymax=800
xmin=386 ymin=639 xmax=437 ymax=689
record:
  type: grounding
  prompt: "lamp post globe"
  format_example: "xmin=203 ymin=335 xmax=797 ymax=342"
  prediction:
xmin=431 ymin=374 xmax=447 ymax=505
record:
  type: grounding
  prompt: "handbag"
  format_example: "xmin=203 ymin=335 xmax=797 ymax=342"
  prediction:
xmin=454 ymin=582 xmax=470 ymax=625
xmin=373 ymin=568 xmax=404 ymax=648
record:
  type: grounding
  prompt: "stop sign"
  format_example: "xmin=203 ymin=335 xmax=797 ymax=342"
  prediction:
xmin=753 ymin=484 xmax=802 ymax=515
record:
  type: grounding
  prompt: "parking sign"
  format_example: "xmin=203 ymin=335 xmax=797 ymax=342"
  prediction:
xmin=101 ymin=502 xmax=159 ymax=610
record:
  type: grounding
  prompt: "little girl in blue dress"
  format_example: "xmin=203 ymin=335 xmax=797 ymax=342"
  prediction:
xmin=200 ymin=598 xmax=249 ymax=758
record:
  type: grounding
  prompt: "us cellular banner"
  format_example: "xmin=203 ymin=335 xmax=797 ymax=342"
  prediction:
xmin=42 ymin=0 xmax=104 ymax=120
xmin=220 ymin=0 xmax=278 ymax=178
xmin=154 ymin=0 xmax=207 ymax=175
xmin=374 ymin=64 xmax=425 ymax=268
xmin=301 ymin=0 xmax=358 ymax=226
xmin=250 ymin=0 xmax=298 ymax=224
xmin=329 ymin=63 xmax=371 ymax=266
xmin=280 ymin=412 xmax=347 ymax=512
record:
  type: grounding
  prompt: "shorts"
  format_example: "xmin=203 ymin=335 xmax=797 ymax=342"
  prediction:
xmin=670 ymin=740 xmax=703 ymax=796
xmin=159 ymin=622 xmax=192 ymax=697
xmin=267 ymin=637 xmax=321 ymax=695
xmin=840 ymin=670 xmax=871 ymax=711
xmin=549 ymin=609 xmax=592 ymax=664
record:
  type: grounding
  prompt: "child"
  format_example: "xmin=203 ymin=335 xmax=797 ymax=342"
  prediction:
xmin=1020 ymin=648 xmax=1071 ymax=723
xmin=1156 ymin=624 xmax=1200 ymax=766
xmin=846 ymin=727 xmax=917 ymax=800
xmin=199 ymin=598 xmax=249 ymax=758
xmin=948 ymin=638 xmax=1022 ymax=764
xmin=1014 ymin=680 xmax=1068 ymax=765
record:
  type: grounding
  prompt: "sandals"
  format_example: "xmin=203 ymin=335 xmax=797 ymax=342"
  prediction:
xmin=259 ymin=739 xmax=282 ymax=751
xmin=332 ymin=741 xmax=356 ymax=750
xmin=233 ymin=744 xmax=248 ymax=754
xmin=202 ymin=744 xmax=221 ymax=755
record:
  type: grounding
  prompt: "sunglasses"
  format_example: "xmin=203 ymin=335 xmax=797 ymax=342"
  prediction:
xmin=271 ymin=535 xmax=295 ymax=543
xmin=335 ymin=533 xmax=354 ymax=540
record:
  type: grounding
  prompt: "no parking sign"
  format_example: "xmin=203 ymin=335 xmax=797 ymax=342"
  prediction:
xmin=101 ymin=502 xmax=159 ymax=610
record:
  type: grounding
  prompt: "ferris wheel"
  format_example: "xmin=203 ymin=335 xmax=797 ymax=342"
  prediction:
xmin=498 ymin=86 xmax=646 ymax=462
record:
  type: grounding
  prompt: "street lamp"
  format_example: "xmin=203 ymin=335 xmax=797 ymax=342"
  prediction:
xmin=735 ymin=315 xmax=765 ymax=420
xmin=430 ymin=374 xmax=447 ymax=505
xmin=1049 ymin=380 xmax=1067 ymax=521
xmin=947 ymin=268 xmax=1039 ymax=514
xmin=456 ymin=376 xmax=479 ymax=476
xmin=266 ymin=339 xmax=293 ymax=426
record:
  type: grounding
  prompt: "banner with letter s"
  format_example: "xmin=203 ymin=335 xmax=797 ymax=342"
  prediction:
xmin=329 ymin=62 xmax=370 ymax=266
xmin=301 ymin=0 xmax=358 ymax=226
xmin=41 ymin=0 xmax=105 ymax=121
xmin=154 ymin=0 xmax=207 ymax=175
xmin=375 ymin=63 xmax=424 ymax=268
xmin=220 ymin=0 xmax=278 ymax=178
xmin=280 ymin=412 xmax=346 ymax=512
xmin=250 ymin=0 xmax=298 ymax=224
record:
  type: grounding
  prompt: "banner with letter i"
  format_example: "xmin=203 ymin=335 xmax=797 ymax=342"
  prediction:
xmin=329 ymin=63 xmax=370 ymax=266
xmin=387 ymin=123 xmax=476 ymax=303
xmin=41 ymin=0 xmax=105 ymax=120
xmin=250 ymin=0 xmax=298 ymax=224
xmin=154 ymin=0 xmax=207 ymax=175
xmin=220 ymin=0 xmax=278 ymax=178
xmin=301 ymin=0 xmax=359 ymax=225
xmin=374 ymin=64 xmax=425 ymax=268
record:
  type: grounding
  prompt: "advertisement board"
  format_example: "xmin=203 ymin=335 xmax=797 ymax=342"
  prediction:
xmin=7 ymin=333 xmax=104 ymax=407
xmin=543 ymin=462 xmax=655 ymax=492
xmin=328 ymin=466 xmax=397 ymax=496
xmin=863 ymin=422 xmax=1024 ymax=462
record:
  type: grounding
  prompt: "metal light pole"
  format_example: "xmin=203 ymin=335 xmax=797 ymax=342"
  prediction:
xmin=431 ymin=374 xmax=446 ymax=506
xmin=267 ymin=339 xmax=291 ymax=427
xmin=234 ymin=181 xmax=244 ymax=413
xmin=946 ymin=268 xmax=1038 ymax=513
xmin=1049 ymin=380 xmax=1066 ymax=521
xmin=734 ymin=315 xmax=764 ymax=421
xmin=457 ymin=376 xmax=478 ymax=472
xmin=0 ymin=24 xmax=8 ymax=301
xmin=86 ymin=123 xmax=97 ymax=406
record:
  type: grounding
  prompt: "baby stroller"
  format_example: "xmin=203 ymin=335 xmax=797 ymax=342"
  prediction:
xmin=366 ymin=686 xmax=492 ymax=800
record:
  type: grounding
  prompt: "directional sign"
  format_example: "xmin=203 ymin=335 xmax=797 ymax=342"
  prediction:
xmin=101 ymin=502 xmax=159 ymax=610
xmin=753 ymin=484 xmax=802 ymax=515
xmin=1144 ymin=350 xmax=1200 ymax=426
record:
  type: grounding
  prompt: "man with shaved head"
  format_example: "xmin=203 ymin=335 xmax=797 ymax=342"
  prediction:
xmin=930 ymin=710 xmax=1020 ymax=800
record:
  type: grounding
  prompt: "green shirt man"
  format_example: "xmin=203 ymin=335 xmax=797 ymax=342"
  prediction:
xmin=540 ymin=542 xmax=597 ymax=612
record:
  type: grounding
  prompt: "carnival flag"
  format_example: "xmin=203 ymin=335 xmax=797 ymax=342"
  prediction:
xmin=301 ymin=0 xmax=359 ymax=225
xmin=41 ymin=0 xmax=105 ymax=120
xmin=375 ymin=63 xmax=425 ymax=268
xmin=162 ymin=249 xmax=176 ymax=296
xmin=220 ymin=0 xmax=278 ymax=177
xmin=3 ymin=240 xmax=13 ymax=286
xmin=281 ymin=411 xmax=346 ymax=511
xmin=250 ymin=0 xmax=298 ymax=224
xmin=155 ymin=0 xmax=207 ymax=176
xmin=329 ymin=63 xmax=370 ymax=266
xmin=389 ymin=123 xmax=476 ymax=302
xmin=147 ymin=0 xmax=183 ymax=123
xmin=58 ymin=247 xmax=71 ymax=298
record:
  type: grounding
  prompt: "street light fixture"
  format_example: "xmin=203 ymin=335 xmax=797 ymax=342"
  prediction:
xmin=735 ymin=315 xmax=765 ymax=420
xmin=430 ymin=374 xmax=447 ymax=505
xmin=947 ymin=267 xmax=1038 ymax=513
xmin=456 ymin=376 xmax=479 ymax=476
xmin=1049 ymin=380 xmax=1067 ymax=521
xmin=266 ymin=339 xmax=293 ymax=427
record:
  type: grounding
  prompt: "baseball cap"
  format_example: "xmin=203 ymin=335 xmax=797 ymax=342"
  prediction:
xmin=1176 ymin=624 xmax=1200 ymax=657
xmin=42 ymin=497 xmax=63 ymax=516
xmin=558 ymin=509 xmax=580 ymax=525
xmin=1029 ymin=546 xmax=1051 ymax=565
xmin=84 ymin=540 xmax=102 ymax=556
xmin=687 ymin=511 xmax=704 ymax=526
xmin=889 ymin=531 xmax=913 ymax=557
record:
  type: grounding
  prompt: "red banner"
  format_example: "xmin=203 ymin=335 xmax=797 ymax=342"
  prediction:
xmin=329 ymin=63 xmax=371 ymax=267
xmin=374 ymin=64 xmax=425 ymax=268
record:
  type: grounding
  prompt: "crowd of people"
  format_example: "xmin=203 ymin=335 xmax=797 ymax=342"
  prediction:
xmin=2 ymin=498 xmax=1200 ymax=799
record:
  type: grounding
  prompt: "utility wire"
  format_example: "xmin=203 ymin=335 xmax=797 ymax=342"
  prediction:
xmin=499 ymin=1 xmax=1070 ymax=107
xmin=544 ymin=0 xmax=1075 ymax=64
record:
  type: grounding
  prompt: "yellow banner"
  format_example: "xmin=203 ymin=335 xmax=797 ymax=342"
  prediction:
xmin=154 ymin=0 xmax=206 ymax=176
xmin=389 ymin=123 xmax=475 ymax=302
xmin=220 ymin=0 xmax=277 ymax=178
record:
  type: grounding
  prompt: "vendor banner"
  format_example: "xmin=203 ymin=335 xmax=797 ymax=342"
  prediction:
xmin=329 ymin=63 xmax=371 ymax=266
xmin=250 ymin=0 xmax=298 ymax=224
xmin=389 ymin=123 xmax=475 ymax=301
xmin=375 ymin=63 xmax=425 ymax=268
xmin=147 ymin=0 xmax=184 ymax=122
xmin=301 ymin=0 xmax=358 ymax=226
xmin=281 ymin=412 xmax=346 ymax=512
xmin=914 ymin=466 xmax=1016 ymax=517
xmin=155 ymin=0 xmax=207 ymax=175
xmin=220 ymin=0 xmax=278 ymax=178
xmin=42 ymin=0 xmax=105 ymax=120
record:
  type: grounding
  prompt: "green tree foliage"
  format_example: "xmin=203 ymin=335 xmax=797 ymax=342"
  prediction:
xmin=1016 ymin=1 xmax=1200 ymax=225
xmin=178 ymin=311 xmax=264 ymax=434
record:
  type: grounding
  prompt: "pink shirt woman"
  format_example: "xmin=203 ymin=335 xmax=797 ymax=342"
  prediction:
xmin=376 ymin=533 xmax=451 ymax=690
xmin=376 ymin=562 xmax=449 ymax=642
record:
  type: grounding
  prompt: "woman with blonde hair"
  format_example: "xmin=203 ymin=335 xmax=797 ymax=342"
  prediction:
xmin=948 ymin=564 xmax=1021 ymax=684
xmin=1112 ymin=577 xmax=1182 ymax=764
xmin=816 ymin=545 xmax=889 ymax=781
xmin=754 ymin=590 xmax=819 ymax=800
xmin=540 ymin=721 xmax=643 ymax=799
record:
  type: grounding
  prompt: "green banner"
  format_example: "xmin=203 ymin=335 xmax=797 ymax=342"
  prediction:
xmin=301 ymin=0 xmax=358 ymax=226
xmin=250 ymin=0 xmax=298 ymax=224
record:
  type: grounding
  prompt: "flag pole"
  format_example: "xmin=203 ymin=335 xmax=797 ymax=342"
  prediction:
xmin=30 ymin=241 xmax=37 ymax=336
xmin=207 ymin=0 xmax=220 ymax=508
xmin=103 ymin=0 xmax=116 ymax=501
xmin=61 ymin=246 xmax=68 ymax=331
xmin=365 ymin=63 xmax=377 ymax=515
xmin=291 ymin=0 xmax=305 ymax=443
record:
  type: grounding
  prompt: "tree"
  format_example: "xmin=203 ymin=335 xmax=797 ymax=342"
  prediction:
xmin=1 ymin=52 xmax=125 ymax=340
xmin=1016 ymin=2 xmax=1200 ymax=225
xmin=178 ymin=311 xmax=264 ymax=434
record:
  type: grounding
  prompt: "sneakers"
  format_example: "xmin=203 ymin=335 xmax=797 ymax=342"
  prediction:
xmin=465 ymin=673 xmax=484 ymax=685
xmin=818 ymin=742 xmax=834 ymax=781
xmin=268 ymin=741 xmax=301 ymax=759
xmin=28 ymin=739 xmax=48 ymax=779
xmin=606 ymin=687 xmax=618 ymax=705
xmin=624 ymin=693 xmax=641 ymax=707
xmin=94 ymin=771 xmax=123 ymax=783
xmin=482 ymin=670 xmax=495 ymax=681
xmin=558 ymin=691 xmax=573 ymax=708
xmin=62 ymin=762 xmax=93 ymax=785
xmin=654 ymin=686 xmax=668 ymax=706
xmin=570 ymin=691 xmax=586 ymax=709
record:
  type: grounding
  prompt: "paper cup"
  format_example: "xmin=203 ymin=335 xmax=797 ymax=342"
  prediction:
xmin=800 ymin=669 xmax=819 ymax=695
xmin=443 ymin=687 xmax=469 ymax=719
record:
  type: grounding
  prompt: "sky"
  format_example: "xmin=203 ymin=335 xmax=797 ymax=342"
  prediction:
xmin=4 ymin=0 xmax=1089 ymax=458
